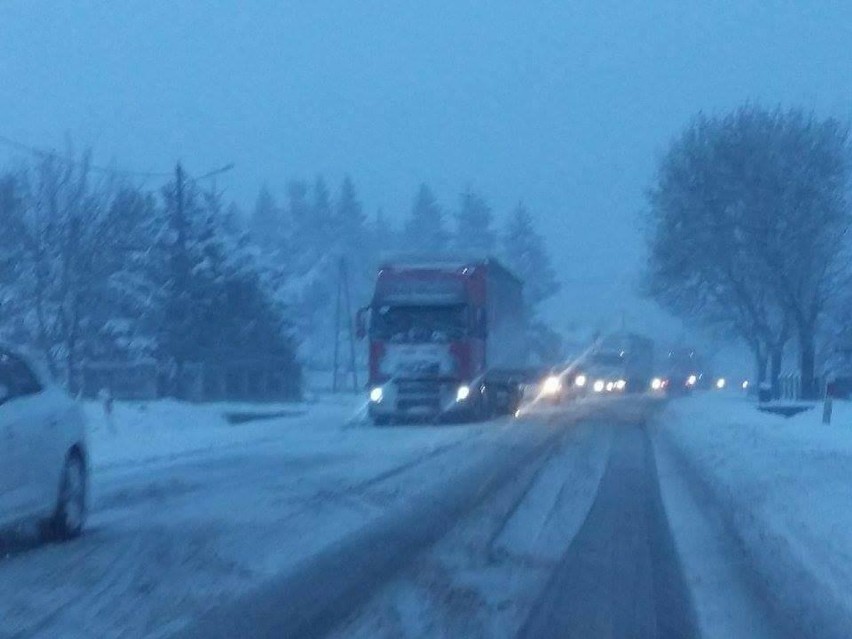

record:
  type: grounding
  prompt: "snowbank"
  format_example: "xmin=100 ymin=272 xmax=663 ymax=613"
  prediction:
xmin=83 ymin=395 xmax=365 ymax=471
xmin=657 ymin=393 xmax=852 ymax=638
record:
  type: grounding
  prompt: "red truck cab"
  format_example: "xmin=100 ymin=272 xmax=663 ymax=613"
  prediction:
xmin=359 ymin=257 xmax=525 ymax=424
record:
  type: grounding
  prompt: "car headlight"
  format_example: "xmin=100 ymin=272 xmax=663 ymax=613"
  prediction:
xmin=456 ymin=385 xmax=471 ymax=402
xmin=369 ymin=386 xmax=384 ymax=403
xmin=615 ymin=379 xmax=626 ymax=391
xmin=542 ymin=375 xmax=562 ymax=396
xmin=605 ymin=381 xmax=614 ymax=392
xmin=651 ymin=377 xmax=663 ymax=391
xmin=716 ymin=378 xmax=726 ymax=389
xmin=593 ymin=379 xmax=605 ymax=393
xmin=686 ymin=374 xmax=697 ymax=387
xmin=574 ymin=374 xmax=587 ymax=388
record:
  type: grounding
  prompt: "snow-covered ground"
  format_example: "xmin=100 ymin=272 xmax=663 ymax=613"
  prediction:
xmin=329 ymin=420 xmax=614 ymax=638
xmin=15 ymin=391 xmax=844 ymax=638
xmin=0 ymin=394 xmax=559 ymax=638
xmin=655 ymin=392 xmax=852 ymax=638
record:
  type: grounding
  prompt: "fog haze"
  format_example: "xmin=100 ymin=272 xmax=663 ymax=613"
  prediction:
xmin=2 ymin=1 xmax=851 ymax=343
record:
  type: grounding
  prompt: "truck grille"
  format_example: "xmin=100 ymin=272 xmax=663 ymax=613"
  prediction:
xmin=396 ymin=379 xmax=443 ymax=412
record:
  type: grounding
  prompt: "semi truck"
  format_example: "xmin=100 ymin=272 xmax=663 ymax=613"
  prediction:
xmin=576 ymin=332 xmax=654 ymax=394
xmin=358 ymin=256 xmax=526 ymax=424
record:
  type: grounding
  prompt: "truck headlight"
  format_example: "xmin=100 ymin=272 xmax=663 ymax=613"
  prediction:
xmin=605 ymin=381 xmax=614 ymax=392
xmin=456 ymin=385 xmax=471 ymax=402
xmin=574 ymin=374 xmax=587 ymax=388
xmin=369 ymin=386 xmax=384 ymax=403
xmin=615 ymin=379 xmax=626 ymax=391
xmin=542 ymin=375 xmax=562 ymax=396
xmin=686 ymin=374 xmax=698 ymax=387
xmin=593 ymin=379 xmax=605 ymax=393
xmin=651 ymin=377 xmax=663 ymax=391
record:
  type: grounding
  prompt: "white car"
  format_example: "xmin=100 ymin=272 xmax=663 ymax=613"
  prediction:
xmin=0 ymin=347 xmax=88 ymax=540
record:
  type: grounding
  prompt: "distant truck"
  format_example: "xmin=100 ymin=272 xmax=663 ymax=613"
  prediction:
xmin=577 ymin=332 xmax=654 ymax=394
xmin=358 ymin=256 xmax=526 ymax=424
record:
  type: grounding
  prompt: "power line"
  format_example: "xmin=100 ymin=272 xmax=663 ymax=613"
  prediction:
xmin=0 ymin=133 xmax=170 ymax=179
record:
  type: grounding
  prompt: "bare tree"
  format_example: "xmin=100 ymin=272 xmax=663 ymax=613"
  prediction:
xmin=645 ymin=106 xmax=850 ymax=398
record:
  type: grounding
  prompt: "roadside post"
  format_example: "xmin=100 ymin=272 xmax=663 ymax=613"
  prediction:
xmin=823 ymin=380 xmax=834 ymax=425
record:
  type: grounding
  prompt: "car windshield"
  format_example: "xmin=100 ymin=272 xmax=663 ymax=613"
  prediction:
xmin=371 ymin=305 xmax=468 ymax=343
xmin=1 ymin=4 xmax=848 ymax=638
xmin=0 ymin=351 xmax=41 ymax=397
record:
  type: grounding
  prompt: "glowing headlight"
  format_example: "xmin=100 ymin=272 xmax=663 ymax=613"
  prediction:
xmin=574 ymin=374 xmax=587 ymax=388
xmin=716 ymin=378 xmax=726 ymax=389
xmin=615 ymin=379 xmax=627 ymax=391
xmin=651 ymin=377 xmax=663 ymax=391
xmin=593 ymin=379 xmax=605 ymax=393
xmin=456 ymin=385 xmax=471 ymax=402
xmin=542 ymin=375 xmax=562 ymax=396
xmin=686 ymin=374 xmax=698 ymax=387
xmin=369 ymin=386 xmax=384 ymax=403
xmin=605 ymin=381 xmax=614 ymax=392
xmin=742 ymin=380 xmax=749 ymax=390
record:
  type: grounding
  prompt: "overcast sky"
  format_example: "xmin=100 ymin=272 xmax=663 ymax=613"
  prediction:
xmin=2 ymin=1 xmax=851 ymax=359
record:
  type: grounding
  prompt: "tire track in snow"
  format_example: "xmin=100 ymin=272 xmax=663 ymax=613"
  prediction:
xmin=174 ymin=421 xmax=562 ymax=639
xmin=0 ymin=419 xmax=510 ymax=638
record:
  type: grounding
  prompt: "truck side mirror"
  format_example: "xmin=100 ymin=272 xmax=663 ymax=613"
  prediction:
xmin=356 ymin=307 xmax=368 ymax=340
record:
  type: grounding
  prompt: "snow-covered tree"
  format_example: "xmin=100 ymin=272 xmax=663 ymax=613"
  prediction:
xmin=371 ymin=208 xmax=396 ymax=260
xmin=311 ymin=176 xmax=335 ymax=252
xmin=500 ymin=202 xmax=562 ymax=365
xmin=403 ymin=184 xmax=449 ymax=253
xmin=159 ymin=179 xmax=300 ymax=396
xmin=335 ymin=176 xmax=367 ymax=249
xmin=286 ymin=179 xmax=313 ymax=273
xmin=0 ymin=151 xmax=171 ymax=390
xmin=501 ymin=202 xmax=560 ymax=309
xmin=250 ymin=184 xmax=285 ymax=253
xmin=454 ymin=188 xmax=495 ymax=254
xmin=646 ymin=106 xmax=851 ymax=398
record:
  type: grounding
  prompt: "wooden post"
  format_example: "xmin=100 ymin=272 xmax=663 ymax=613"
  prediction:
xmin=823 ymin=396 xmax=833 ymax=425
xmin=341 ymin=258 xmax=359 ymax=392
xmin=332 ymin=260 xmax=343 ymax=392
xmin=823 ymin=379 xmax=834 ymax=425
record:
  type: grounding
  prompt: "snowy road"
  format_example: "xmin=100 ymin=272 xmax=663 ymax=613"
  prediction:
xmin=2 ymin=394 xmax=840 ymax=638
xmin=0 ymin=398 xmax=568 ymax=638
xmin=518 ymin=423 xmax=694 ymax=639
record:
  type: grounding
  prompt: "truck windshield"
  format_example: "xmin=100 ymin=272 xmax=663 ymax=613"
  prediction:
xmin=371 ymin=305 xmax=468 ymax=343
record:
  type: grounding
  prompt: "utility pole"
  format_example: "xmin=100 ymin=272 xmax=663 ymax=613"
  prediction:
xmin=171 ymin=162 xmax=187 ymax=398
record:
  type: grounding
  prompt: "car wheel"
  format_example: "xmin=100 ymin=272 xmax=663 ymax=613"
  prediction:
xmin=47 ymin=453 xmax=87 ymax=541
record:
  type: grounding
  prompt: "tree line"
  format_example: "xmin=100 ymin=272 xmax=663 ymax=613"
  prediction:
xmin=0 ymin=149 xmax=562 ymax=396
xmin=645 ymin=105 xmax=851 ymax=398
xmin=249 ymin=179 xmax=562 ymax=369
xmin=0 ymin=153 xmax=301 ymax=397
